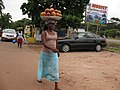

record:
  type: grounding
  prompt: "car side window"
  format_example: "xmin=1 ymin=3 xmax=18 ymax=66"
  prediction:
xmin=78 ymin=33 xmax=86 ymax=38
xmin=86 ymin=33 xmax=95 ymax=38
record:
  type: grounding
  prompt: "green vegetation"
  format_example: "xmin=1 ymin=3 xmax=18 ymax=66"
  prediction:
xmin=105 ymin=41 xmax=120 ymax=53
xmin=109 ymin=38 xmax=120 ymax=40
xmin=0 ymin=0 xmax=5 ymax=15
xmin=20 ymin=0 xmax=90 ymax=28
xmin=99 ymin=29 xmax=120 ymax=38
xmin=0 ymin=14 xmax=32 ymax=30
xmin=0 ymin=0 xmax=120 ymax=39
xmin=0 ymin=13 xmax=12 ymax=29
xmin=98 ymin=17 xmax=120 ymax=38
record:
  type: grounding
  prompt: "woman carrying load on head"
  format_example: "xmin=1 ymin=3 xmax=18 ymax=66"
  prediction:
xmin=37 ymin=19 xmax=61 ymax=90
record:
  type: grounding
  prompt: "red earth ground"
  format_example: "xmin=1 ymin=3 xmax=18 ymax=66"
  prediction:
xmin=0 ymin=42 xmax=120 ymax=90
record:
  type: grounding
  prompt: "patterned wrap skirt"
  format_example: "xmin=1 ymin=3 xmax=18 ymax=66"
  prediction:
xmin=37 ymin=51 xmax=59 ymax=82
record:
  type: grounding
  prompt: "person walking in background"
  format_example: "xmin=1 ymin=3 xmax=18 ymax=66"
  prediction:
xmin=17 ymin=31 xmax=24 ymax=48
xmin=37 ymin=20 xmax=61 ymax=90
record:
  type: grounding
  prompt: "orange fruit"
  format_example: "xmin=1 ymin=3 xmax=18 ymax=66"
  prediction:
xmin=59 ymin=14 xmax=62 ymax=17
xmin=58 ymin=10 xmax=61 ymax=14
xmin=46 ymin=12 xmax=51 ymax=16
xmin=41 ymin=12 xmax=46 ymax=16
xmin=56 ymin=13 xmax=62 ymax=17
xmin=50 ymin=8 xmax=54 ymax=12
xmin=54 ymin=10 xmax=58 ymax=13
xmin=45 ymin=8 xmax=50 ymax=13
xmin=56 ymin=13 xmax=60 ymax=16
xmin=51 ymin=11 xmax=56 ymax=16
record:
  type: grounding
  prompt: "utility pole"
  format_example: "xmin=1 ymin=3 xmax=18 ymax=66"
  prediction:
xmin=96 ymin=25 xmax=99 ymax=35
xmin=87 ymin=23 xmax=89 ymax=32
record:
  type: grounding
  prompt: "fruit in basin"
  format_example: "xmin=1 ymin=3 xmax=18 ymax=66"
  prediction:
xmin=50 ymin=8 xmax=54 ymax=12
xmin=46 ymin=12 xmax=51 ymax=16
xmin=41 ymin=12 xmax=46 ymax=16
xmin=56 ymin=13 xmax=62 ymax=17
xmin=58 ymin=10 xmax=61 ymax=14
xmin=40 ymin=8 xmax=62 ymax=17
xmin=51 ymin=11 xmax=56 ymax=16
xmin=45 ymin=8 xmax=50 ymax=13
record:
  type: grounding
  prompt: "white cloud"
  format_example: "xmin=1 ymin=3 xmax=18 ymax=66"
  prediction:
xmin=3 ymin=0 xmax=28 ymax=21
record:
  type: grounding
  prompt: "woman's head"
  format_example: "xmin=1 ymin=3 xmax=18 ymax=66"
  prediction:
xmin=47 ymin=23 xmax=56 ymax=30
xmin=45 ymin=20 xmax=57 ymax=31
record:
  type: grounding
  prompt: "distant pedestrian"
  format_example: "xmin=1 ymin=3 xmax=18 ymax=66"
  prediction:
xmin=37 ymin=20 xmax=61 ymax=90
xmin=17 ymin=31 xmax=24 ymax=48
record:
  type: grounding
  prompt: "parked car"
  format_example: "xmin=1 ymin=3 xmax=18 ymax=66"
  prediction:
xmin=57 ymin=32 xmax=107 ymax=52
xmin=1 ymin=29 xmax=17 ymax=41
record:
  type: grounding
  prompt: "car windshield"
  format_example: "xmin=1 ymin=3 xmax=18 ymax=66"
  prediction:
xmin=3 ymin=29 xmax=16 ymax=34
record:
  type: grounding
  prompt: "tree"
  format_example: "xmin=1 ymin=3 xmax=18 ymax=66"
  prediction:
xmin=13 ymin=18 xmax=32 ymax=29
xmin=0 ymin=13 xmax=12 ymax=29
xmin=0 ymin=0 xmax=5 ymax=16
xmin=97 ymin=17 xmax=120 ymax=38
xmin=60 ymin=0 xmax=90 ymax=28
xmin=111 ymin=17 xmax=120 ymax=22
xmin=20 ymin=0 xmax=41 ymax=27
xmin=20 ymin=0 xmax=90 ymax=28
xmin=0 ymin=0 xmax=5 ymax=29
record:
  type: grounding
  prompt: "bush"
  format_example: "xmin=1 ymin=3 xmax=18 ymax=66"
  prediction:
xmin=105 ymin=29 xmax=119 ymax=38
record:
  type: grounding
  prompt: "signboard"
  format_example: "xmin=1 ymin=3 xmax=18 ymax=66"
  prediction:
xmin=86 ymin=3 xmax=108 ymax=25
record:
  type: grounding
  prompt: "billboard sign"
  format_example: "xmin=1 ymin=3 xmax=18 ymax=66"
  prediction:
xmin=86 ymin=3 xmax=108 ymax=25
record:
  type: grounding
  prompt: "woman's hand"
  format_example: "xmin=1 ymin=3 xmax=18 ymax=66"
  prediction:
xmin=53 ymin=49 xmax=59 ymax=53
xmin=53 ymin=49 xmax=60 ymax=57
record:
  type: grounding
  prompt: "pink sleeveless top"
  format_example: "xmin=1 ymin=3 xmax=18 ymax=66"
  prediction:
xmin=42 ymin=31 xmax=57 ymax=52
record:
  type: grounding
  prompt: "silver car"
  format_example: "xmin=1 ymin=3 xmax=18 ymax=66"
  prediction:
xmin=1 ymin=29 xmax=17 ymax=41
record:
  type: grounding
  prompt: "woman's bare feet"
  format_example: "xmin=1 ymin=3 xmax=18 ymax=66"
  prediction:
xmin=55 ymin=82 xmax=61 ymax=90
xmin=37 ymin=80 xmax=42 ymax=83
xmin=54 ymin=88 xmax=61 ymax=90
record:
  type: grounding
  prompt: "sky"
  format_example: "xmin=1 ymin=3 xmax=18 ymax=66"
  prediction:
xmin=2 ymin=0 xmax=120 ymax=21
xmin=3 ymin=0 xmax=28 ymax=21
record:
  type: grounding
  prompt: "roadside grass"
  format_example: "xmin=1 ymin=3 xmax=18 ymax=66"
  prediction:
xmin=104 ymin=41 xmax=120 ymax=53
xmin=108 ymin=38 xmax=120 ymax=40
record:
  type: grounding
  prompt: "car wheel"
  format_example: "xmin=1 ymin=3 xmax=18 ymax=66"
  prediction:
xmin=62 ymin=44 xmax=70 ymax=52
xmin=95 ymin=44 xmax=102 ymax=52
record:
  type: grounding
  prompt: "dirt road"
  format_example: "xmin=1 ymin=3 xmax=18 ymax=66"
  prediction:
xmin=0 ymin=42 xmax=120 ymax=90
xmin=0 ymin=42 xmax=73 ymax=90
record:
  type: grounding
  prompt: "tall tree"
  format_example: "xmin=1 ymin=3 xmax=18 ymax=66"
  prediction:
xmin=0 ymin=13 xmax=12 ymax=29
xmin=20 ymin=0 xmax=41 ymax=27
xmin=0 ymin=0 xmax=5 ymax=29
xmin=21 ymin=0 xmax=90 ymax=28
xmin=0 ymin=0 xmax=5 ymax=16
xmin=13 ymin=18 xmax=32 ymax=29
